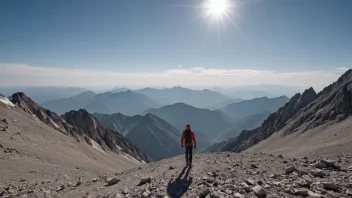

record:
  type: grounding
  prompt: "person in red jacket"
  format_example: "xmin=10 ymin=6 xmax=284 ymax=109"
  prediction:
xmin=181 ymin=123 xmax=197 ymax=166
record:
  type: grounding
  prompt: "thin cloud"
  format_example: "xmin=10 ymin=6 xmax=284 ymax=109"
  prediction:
xmin=0 ymin=63 xmax=346 ymax=91
xmin=336 ymin=67 xmax=349 ymax=71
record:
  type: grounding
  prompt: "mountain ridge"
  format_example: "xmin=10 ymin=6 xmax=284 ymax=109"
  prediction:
xmin=143 ymin=102 xmax=233 ymax=140
xmin=10 ymin=92 xmax=149 ymax=162
xmin=94 ymin=112 xmax=184 ymax=161
xmin=208 ymin=69 xmax=352 ymax=154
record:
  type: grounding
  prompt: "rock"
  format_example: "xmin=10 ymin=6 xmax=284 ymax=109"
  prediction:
xmin=142 ymin=190 xmax=151 ymax=197
xmin=56 ymin=185 xmax=65 ymax=192
xmin=106 ymin=178 xmax=120 ymax=186
xmin=285 ymin=166 xmax=297 ymax=175
xmin=302 ymin=175 xmax=313 ymax=184
xmin=207 ymin=177 xmax=215 ymax=183
xmin=322 ymin=182 xmax=339 ymax=192
xmin=310 ymin=169 xmax=325 ymax=177
xmin=293 ymin=188 xmax=309 ymax=196
xmin=346 ymin=189 xmax=352 ymax=195
xmin=312 ymin=162 xmax=327 ymax=169
xmin=225 ymin=189 xmax=232 ymax=194
xmin=251 ymin=164 xmax=258 ymax=169
xmin=244 ymin=178 xmax=255 ymax=186
xmin=214 ymin=179 xmax=223 ymax=186
xmin=210 ymin=192 xmax=221 ymax=198
xmin=74 ymin=177 xmax=82 ymax=187
xmin=168 ymin=166 xmax=175 ymax=170
xmin=278 ymin=154 xmax=284 ymax=158
xmin=298 ymin=179 xmax=308 ymax=187
xmin=122 ymin=188 xmax=129 ymax=195
xmin=224 ymin=178 xmax=233 ymax=184
xmin=240 ymin=183 xmax=251 ymax=192
xmin=0 ymin=144 xmax=3 ymax=149
xmin=92 ymin=178 xmax=98 ymax=182
xmin=321 ymin=159 xmax=337 ymax=168
xmin=252 ymin=185 xmax=266 ymax=198
xmin=267 ymin=193 xmax=280 ymax=198
xmin=308 ymin=191 xmax=324 ymax=197
xmin=199 ymin=188 xmax=211 ymax=198
xmin=115 ymin=194 xmax=123 ymax=198
xmin=229 ymin=185 xmax=239 ymax=192
xmin=234 ymin=193 xmax=244 ymax=198
xmin=138 ymin=177 xmax=151 ymax=185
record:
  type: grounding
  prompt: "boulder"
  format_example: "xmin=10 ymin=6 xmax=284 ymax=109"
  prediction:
xmin=285 ymin=166 xmax=297 ymax=175
xmin=252 ymin=185 xmax=266 ymax=198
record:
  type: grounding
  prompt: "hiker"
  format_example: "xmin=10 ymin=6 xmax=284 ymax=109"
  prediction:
xmin=181 ymin=124 xmax=197 ymax=166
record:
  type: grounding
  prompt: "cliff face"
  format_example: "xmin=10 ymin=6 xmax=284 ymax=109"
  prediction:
xmin=11 ymin=92 xmax=149 ymax=163
xmin=63 ymin=109 xmax=149 ymax=162
xmin=208 ymin=69 xmax=352 ymax=153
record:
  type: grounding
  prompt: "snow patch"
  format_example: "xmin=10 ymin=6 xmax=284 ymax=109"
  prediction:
xmin=90 ymin=139 xmax=106 ymax=153
xmin=50 ymin=119 xmax=60 ymax=129
xmin=121 ymin=152 xmax=143 ymax=164
xmin=116 ymin=145 xmax=122 ymax=151
xmin=32 ymin=114 xmax=40 ymax=123
xmin=0 ymin=96 xmax=14 ymax=107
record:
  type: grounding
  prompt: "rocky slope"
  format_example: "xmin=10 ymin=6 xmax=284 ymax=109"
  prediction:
xmin=94 ymin=112 xmax=184 ymax=161
xmin=221 ymin=96 xmax=289 ymax=119
xmin=143 ymin=103 xmax=233 ymax=140
xmin=0 ymin=96 xmax=145 ymax=198
xmin=63 ymin=110 xmax=149 ymax=162
xmin=9 ymin=92 xmax=149 ymax=163
xmin=2 ymin=152 xmax=352 ymax=198
xmin=208 ymin=69 xmax=352 ymax=154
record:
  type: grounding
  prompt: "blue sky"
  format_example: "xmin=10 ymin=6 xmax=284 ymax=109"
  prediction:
xmin=0 ymin=0 xmax=351 ymax=89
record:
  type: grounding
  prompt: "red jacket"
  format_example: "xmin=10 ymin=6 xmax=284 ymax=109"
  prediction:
xmin=181 ymin=130 xmax=197 ymax=147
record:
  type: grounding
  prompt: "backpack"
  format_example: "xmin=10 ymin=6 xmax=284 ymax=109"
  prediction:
xmin=184 ymin=130 xmax=192 ymax=144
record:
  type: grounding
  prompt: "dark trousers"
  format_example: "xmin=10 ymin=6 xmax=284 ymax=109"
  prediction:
xmin=185 ymin=146 xmax=193 ymax=164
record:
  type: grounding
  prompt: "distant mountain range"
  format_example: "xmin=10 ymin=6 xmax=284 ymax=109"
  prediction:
xmin=143 ymin=103 xmax=233 ymax=140
xmin=212 ymin=85 xmax=301 ymax=99
xmin=9 ymin=92 xmax=149 ymax=162
xmin=221 ymin=96 xmax=289 ymax=119
xmin=42 ymin=90 xmax=160 ymax=116
xmin=0 ymin=86 xmax=87 ymax=104
xmin=216 ymin=111 xmax=271 ymax=142
xmin=135 ymin=86 xmax=230 ymax=108
xmin=207 ymin=69 xmax=352 ymax=155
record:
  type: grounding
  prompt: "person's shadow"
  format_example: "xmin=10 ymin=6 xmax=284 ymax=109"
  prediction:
xmin=167 ymin=166 xmax=193 ymax=198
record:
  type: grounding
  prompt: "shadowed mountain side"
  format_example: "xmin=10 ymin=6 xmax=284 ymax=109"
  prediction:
xmin=143 ymin=103 xmax=233 ymax=139
xmin=216 ymin=111 xmax=271 ymax=142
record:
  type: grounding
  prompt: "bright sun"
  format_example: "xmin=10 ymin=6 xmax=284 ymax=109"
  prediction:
xmin=204 ymin=0 xmax=232 ymax=18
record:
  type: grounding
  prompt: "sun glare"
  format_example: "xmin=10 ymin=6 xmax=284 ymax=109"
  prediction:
xmin=201 ymin=0 xmax=235 ymax=28
xmin=205 ymin=0 xmax=231 ymax=18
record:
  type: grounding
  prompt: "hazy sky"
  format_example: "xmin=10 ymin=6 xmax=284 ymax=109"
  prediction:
xmin=1 ymin=0 xmax=351 ymax=90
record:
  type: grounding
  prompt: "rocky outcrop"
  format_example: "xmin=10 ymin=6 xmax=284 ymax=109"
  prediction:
xmin=63 ymin=109 xmax=149 ymax=162
xmin=208 ymin=69 xmax=352 ymax=153
xmin=11 ymin=92 xmax=81 ymax=140
xmin=10 ymin=92 xmax=149 ymax=163
xmin=282 ymin=69 xmax=352 ymax=135
xmin=208 ymin=87 xmax=317 ymax=152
